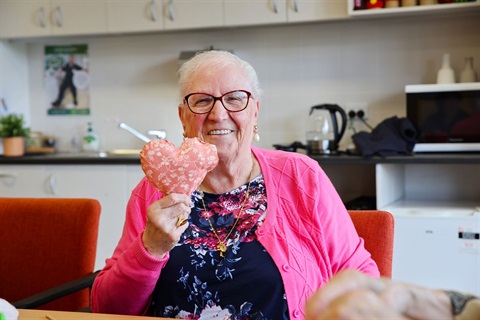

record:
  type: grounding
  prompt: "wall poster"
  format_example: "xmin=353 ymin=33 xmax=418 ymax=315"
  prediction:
xmin=44 ymin=44 xmax=90 ymax=115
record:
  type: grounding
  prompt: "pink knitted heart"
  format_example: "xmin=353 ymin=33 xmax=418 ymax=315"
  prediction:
xmin=140 ymin=137 xmax=218 ymax=195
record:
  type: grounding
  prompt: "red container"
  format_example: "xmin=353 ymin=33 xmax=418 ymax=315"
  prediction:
xmin=366 ymin=0 xmax=385 ymax=9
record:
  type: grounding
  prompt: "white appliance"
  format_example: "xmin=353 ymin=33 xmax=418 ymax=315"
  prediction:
xmin=387 ymin=203 xmax=480 ymax=295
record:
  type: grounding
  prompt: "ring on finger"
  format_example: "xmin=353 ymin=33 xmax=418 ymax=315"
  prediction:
xmin=176 ymin=214 xmax=188 ymax=227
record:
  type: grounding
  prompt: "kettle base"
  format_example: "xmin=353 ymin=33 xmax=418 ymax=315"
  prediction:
xmin=307 ymin=139 xmax=339 ymax=155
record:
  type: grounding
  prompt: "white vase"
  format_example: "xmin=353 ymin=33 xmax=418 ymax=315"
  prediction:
xmin=460 ymin=57 xmax=478 ymax=83
xmin=437 ymin=53 xmax=455 ymax=84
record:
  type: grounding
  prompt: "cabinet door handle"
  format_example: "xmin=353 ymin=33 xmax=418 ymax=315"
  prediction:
xmin=54 ymin=6 xmax=63 ymax=27
xmin=293 ymin=0 xmax=299 ymax=12
xmin=168 ymin=0 xmax=175 ymax=21
xmin=149 ymin=0 xmax=157 ymax=22
xmin=273 ymin=0 xmax=278 ymax=14
xmin=38 ymin=7 xmax=46 ymax=28
xmin=48 ymin=174 xmax=58 ymax=196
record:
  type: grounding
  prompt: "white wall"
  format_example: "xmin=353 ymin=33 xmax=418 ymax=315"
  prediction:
xmin=4 ymin=13 xmax=480 ymax=152
xmin=0 ymin=40 xmax=30 ymax=153
xmin=0 ymin=41 xmax=29 ymax=117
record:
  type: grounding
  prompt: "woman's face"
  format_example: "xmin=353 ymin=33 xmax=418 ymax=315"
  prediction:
xmin=178 ymin=64 xmax=260 ymax=162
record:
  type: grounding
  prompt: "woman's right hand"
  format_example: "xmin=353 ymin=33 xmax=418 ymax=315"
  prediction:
xmin=141 ymin=193 xmax=192 ymax=259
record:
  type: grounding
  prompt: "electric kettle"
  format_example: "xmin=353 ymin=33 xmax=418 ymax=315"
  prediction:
xmin=306 ymin=104 xmax=347 ymax=155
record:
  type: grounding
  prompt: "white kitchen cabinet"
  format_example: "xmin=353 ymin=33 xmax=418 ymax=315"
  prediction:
xmin=225 ymin=0 xmax=347 ymax=27
xmin=0 ymin=0 xmax=52 ymax=38
xmin=50 ymin=0 xmax=107 ymax=36
xmin=163 ymin=0 xmax=224 ymax=30
xmin=107 ymin=0 xmax=164 ymax=33
xmin=0 ymin=165 xmax=47 ymax=196
xmin=287 ymin=0 xmax=348 ymax=23
xmin=0 ymin=0 xmax=107 ymax=39
xmin=224 ymin=0 xmax=287 ymax=27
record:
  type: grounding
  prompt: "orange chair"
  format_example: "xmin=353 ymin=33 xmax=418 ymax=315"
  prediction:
xmin=0 ymin=197 xmax=101 ymax=311
xmin=348 ymin=210 xmax=395 ymax=278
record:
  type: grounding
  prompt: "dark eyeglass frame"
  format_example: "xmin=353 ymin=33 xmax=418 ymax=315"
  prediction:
xmin=184 ymin=90 xmax=253 ymax=114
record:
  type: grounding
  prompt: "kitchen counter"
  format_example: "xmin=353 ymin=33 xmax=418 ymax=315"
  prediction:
xmin=0 ymin=151 xmax=478 ymax=165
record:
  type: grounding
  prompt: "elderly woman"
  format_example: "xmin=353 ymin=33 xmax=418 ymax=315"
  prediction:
xmin=91 ymin=51 xmax=379 ymax=319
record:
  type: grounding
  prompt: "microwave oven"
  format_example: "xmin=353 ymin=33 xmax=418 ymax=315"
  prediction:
xmin=406 ymin=83 xmax=480 ymax=152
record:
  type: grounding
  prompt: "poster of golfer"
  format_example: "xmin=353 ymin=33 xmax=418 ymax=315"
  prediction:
xmin=44 ymin=44 xmax=90 ymax=115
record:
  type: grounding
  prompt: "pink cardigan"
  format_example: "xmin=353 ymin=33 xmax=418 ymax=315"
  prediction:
xmin=91 ymin=147 xmax=379 ymax=319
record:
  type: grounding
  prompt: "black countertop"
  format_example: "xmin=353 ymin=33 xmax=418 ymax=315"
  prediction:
xmin=0 ymin=152 xmax=141 ymax=165
xmin=1 ymin=151 xmax=479 ymax=165
xmin=309 ymin=153 xmax=480 ymax=164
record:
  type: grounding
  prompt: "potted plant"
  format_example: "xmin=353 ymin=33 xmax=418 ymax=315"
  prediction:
xmin=0 ymin=114 xmax=30 ymax=157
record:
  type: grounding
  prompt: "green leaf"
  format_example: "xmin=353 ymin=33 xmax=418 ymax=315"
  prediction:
xmin=0 ymin=114 xmax=31 ymax=137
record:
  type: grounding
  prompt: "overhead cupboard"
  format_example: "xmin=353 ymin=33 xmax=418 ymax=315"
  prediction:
xmin=0 ymin=0 xmax=107 ymax=38
xmin=0 ymin=0 xmax=348 ymax=38
xmin=224 ymin=0 xmax=348 ymax=26
xmin=1 ymin=0 xmax=478 ymax=39
xmin=110 ymin=0 xmax=348 ymax=29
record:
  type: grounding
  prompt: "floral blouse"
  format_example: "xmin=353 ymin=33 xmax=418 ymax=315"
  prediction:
xmin=151 ymin=174 xmax=289 ymax=319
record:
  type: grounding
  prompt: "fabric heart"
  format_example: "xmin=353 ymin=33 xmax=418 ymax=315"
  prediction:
xmin=140 ymin=137 xmax=218 ymax=195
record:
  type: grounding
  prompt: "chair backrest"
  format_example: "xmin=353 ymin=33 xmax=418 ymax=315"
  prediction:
xmin=348 ymin=210 xmax=395 ymax=278
xmin=0 ymin=197 xmax=101 ymax=311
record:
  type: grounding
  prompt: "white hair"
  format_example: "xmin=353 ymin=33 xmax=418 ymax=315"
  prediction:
xmin=177 ymin=50 xmax=262 ymax=101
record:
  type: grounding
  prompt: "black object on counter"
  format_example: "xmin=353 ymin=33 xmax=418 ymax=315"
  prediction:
xmin=352 ymin=116 xmax=419 ymax=158
xmin=273 ymin=141 xmax=307 ymax=152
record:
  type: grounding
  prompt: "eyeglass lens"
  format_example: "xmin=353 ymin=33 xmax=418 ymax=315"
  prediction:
xmin=186 ymin=90 xmax=250 ymax=113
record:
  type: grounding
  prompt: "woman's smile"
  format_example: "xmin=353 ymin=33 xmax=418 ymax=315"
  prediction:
xmin=208 ymin=129 xmax=233 ymax=136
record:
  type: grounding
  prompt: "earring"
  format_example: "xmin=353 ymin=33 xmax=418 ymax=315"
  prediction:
xmin=183 ymin=132 xmax=187 ymax=141
xmin=253 ymin=125 xmax=260 ymax=142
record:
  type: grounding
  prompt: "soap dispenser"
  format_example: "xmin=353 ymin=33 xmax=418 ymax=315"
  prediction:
xmin=82 ymin=122 xmax=100 ymax=152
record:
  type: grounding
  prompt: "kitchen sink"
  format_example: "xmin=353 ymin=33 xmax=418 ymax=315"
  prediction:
xmin=104 ymin=149 xmax=141 ymax=156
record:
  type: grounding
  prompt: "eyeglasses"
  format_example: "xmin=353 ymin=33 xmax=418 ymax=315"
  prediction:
xmin=184 ymin=90 xmax=252 ymax=114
